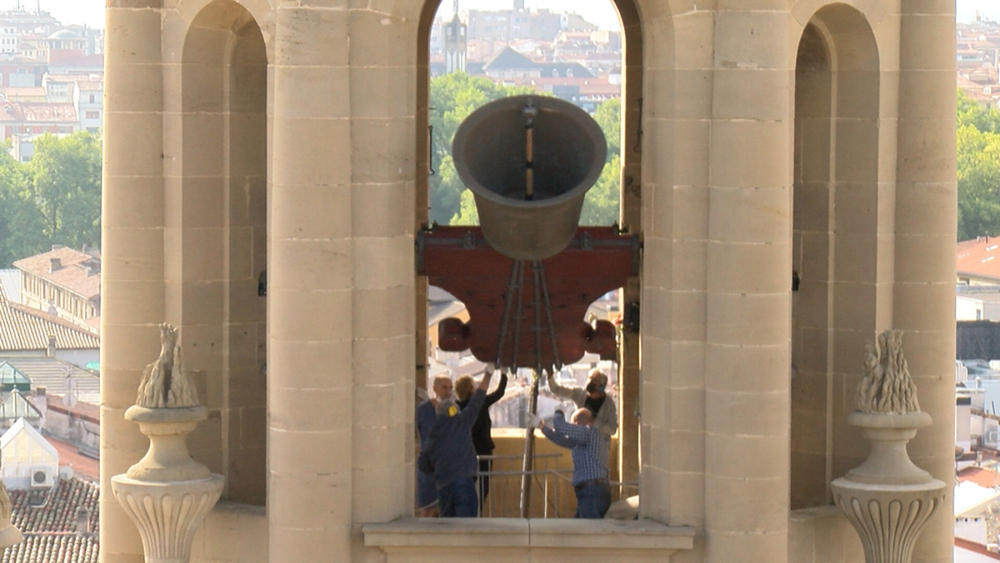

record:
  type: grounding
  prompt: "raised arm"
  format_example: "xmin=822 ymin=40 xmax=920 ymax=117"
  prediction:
xmin=458 ymin=364 xmax=494 ymax=426
xmin=552 ymin=413 xmax=594 ymax=442
xmin=484 ymin=370 xmax=508 ymax=407
xmin=547 ymin=373 xmax=586 ymax=406
xmin=539 ymin=415 xmax=577 ymax=449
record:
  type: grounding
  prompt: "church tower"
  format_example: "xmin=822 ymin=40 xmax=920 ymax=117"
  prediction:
xmin=444 ymin=0 xmax=466 ymax=74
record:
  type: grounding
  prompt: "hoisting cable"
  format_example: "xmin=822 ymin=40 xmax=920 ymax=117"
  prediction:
xmin=536 ymin=260 xmax=562 ymax=371
xmin=519 ymin=261 xmax=545 ymax=517
xmin=495 ymin=259 xmax=523 ymax=368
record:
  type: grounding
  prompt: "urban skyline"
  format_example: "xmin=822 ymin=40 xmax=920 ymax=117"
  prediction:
xmin=0 ymin=0 xmax=103 ymax=29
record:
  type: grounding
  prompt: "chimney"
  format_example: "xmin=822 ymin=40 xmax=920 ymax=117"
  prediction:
xmin=46 ymin=335 xmax=55 ymax=357
xmin=33 ymin=385 xmax=46 ymax=430
xmin=75 ymin=508 xmax=91 ymax=536
xmin=49 ymin=257 xmax=61 ymax=272
xmin=33 ymin=386 xmax=46 ymax=417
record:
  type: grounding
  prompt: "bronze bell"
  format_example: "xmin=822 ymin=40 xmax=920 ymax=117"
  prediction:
xmin=452 ymin=95 xmax=606 ymax=261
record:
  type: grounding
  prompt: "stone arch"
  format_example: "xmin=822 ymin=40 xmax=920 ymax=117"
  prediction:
xmin=791 ymin=3 xmax=881 ymax=510
xmin=413 ymin=0 xmax=650 ymax=512
xmin=166 ymin=0 xmax=269 ymax=505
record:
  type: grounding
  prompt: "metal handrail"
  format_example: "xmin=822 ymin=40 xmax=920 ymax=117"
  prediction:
xmin=474 ymin=454 xmax=636 ymax=518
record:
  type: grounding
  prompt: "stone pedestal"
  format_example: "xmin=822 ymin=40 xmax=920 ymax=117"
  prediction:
xmin=112 ymin=405 xmax=224 ymax=563
xmin=831 ymin=412 xmax=947 ymax=563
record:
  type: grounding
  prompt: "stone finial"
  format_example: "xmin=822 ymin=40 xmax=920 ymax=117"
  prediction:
xmin=136 ymin=324 xmax=199 ymax=408
xmin=856 ymin=330 xmax=920 ymax=415
xmin=0 ymin=481 xmax=10 ymax=522
xmin=0 ymin=470 xmax=21 ymax=548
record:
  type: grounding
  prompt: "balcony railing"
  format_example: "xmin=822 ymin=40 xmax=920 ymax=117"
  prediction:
xmin=476 ymin=453 xmax=637 ymax=518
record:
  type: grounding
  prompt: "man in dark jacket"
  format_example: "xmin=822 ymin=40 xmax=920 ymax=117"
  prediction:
xmin=418 ymin=364 xmax=495 ymax=517
xmin=454 ymin=368 xmax=508 ymax=507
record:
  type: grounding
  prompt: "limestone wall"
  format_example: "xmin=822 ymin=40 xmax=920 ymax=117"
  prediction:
xmin=101 ymin=0 xmax=957 ymax=561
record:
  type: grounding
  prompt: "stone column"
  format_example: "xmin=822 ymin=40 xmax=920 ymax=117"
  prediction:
xmin=268 ymin=5 xmax=356 ymax=559
xmin=639 ymin=5 xmax=711 ymax=563
xmin=704 ymin=5 xmax=792 ymax=563
xmin=346 ymin=1 xmax=418 ymax=544
xmin=101 ymin=2 xmax=166 ymax=562
xmin=616 ymin=0 xmax=643 ymax=491
xmin=894 ymin=2 xmax=957 ymax=561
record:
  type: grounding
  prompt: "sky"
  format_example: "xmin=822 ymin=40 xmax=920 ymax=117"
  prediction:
xmin=7 ymin=1 xmax=986 ymax=35
xmin=0 ymin=0 xmax=104 ymax=29
xmin=959 ymin=0 xmax=1000 ymax=23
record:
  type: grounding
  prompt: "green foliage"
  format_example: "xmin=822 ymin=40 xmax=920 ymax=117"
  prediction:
xmin=579 ymin=155 xmax=621 ymax=226
xmin=451 ymin=188 xmax=479 ymax=225
xmin=428 ymin=72 xmax=536 ymax=225
xmin=0 ymin=131 xmax=102 ymax=267
xmin=593 ymin=98 xmax=620 ymax=162
xmin=959 ymin=89 xmax=1000 ymax=133
xmin=958 ymin=123 xmax=1000 ymax=241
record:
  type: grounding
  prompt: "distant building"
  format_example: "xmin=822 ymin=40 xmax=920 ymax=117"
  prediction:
xmin=463 ymin=8 xmax=583 ymax=44
xmin=444 ymin=13 xmax=467 ymax=74
xmin=0 ymin=58 xmax=46 ymax=88
xmin=13 ymin=246 xmax=100 ymax=334
xmin=0 ymin=100 xmax=79 ymax=160
xmin=957 ymin=19 xmax=1000 ymax=108
xmin=0 ymin=417 xmax=57 ymax=490
xmin=0 ymin=412 xmax=99 ymax=562
xmin=0 ymin=285 xmax=99 ymax=369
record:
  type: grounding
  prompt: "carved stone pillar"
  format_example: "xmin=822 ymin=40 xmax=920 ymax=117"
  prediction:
xmin=831 ymin=331 xmax=947 ymax=563
xmin=111 ymin=325 xmax=224 ymax=563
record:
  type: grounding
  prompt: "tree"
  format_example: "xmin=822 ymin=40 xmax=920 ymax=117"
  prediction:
xmin=579 ymin=155 xmax=620 ymax=226
xmin=958 ymin=90 xmax=1000 ymax=240
xmin=592 ymin=98 xmax=620 ymax=162
xmin=29 ymin=132 xmax=102 ymax=250
xmin=428 ymin=73 xmax=535 ymax=225
xmin=959 ymin=89 xmax=1000 ymax=133
xmin=958 ymin=123 xmax=1000 ymax=240
xmin=0 ymin=131 xmax=102 ymax=267
xmin=0 ymin=153 xmax=45 ymax=267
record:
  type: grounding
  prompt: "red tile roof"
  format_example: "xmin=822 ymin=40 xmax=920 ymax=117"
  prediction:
xmin=45 ymin=438 xmax=97 ymax=483
xmin=2 ymin=477 xmax=99 ymax=563
xmin=17 ymin=102 xmax=77 ymax=123
xmin=958 ymin=237 xmax=1000 ymax=282
xmin=958 ymin=465 xmax=1000 ymax=488
xmin=0 ymin=286 xmax=100 ymax=352
xmin=13 ymin=248 xmax=99 ymax=302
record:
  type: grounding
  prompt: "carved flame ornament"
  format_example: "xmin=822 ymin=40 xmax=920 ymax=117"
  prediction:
xmin=112 ymin=324 xmax=224 ymax=563
xmin=832 ymin=330 xmax=946 ymax=563
xmin=857 ymin=330 xmax=919 ymax=415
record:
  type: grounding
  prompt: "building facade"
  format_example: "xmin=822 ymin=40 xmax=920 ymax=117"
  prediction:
xmin=101 ymin=1 xmax=957 ymax=562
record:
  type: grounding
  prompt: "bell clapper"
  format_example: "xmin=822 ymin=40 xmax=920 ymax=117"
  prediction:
xmin=523 ymin=101 xmax=537 ymax=201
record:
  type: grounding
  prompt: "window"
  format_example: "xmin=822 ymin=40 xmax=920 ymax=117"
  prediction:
xmin=85 ymin=111 xmax=99 ymax=119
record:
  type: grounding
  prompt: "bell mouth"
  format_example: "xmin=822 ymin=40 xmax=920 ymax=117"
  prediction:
xmin=452 ymin=95 xmax=607 ymax=209
xmin=451 ymin=95 xmax=607 ymax=261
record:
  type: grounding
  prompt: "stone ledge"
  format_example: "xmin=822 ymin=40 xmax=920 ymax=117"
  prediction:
xmin=363 ymin=517 xmax=695 ymax=552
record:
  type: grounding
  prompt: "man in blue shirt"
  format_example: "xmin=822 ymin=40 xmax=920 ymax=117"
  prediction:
xmin=418 ymin=365 xmax=495 ymax=517
xmin=415 ymin=375 xmax=452 ymax=516
xmin=539 ymin=407 xmax=611 ymax=518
